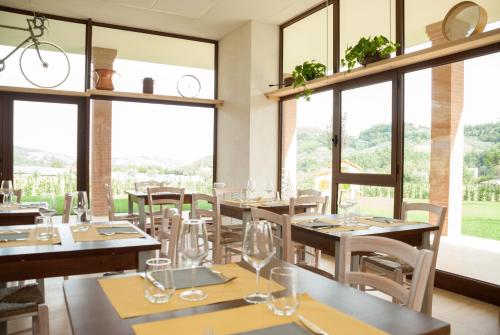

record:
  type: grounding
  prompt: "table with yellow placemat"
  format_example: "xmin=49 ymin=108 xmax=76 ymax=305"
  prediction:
xmin=98 ymin=263 xmax=280 ymax=319
xmin=132 ymin=293 xmax=388 ymax=335
xmin=0 ymin=227 xmax=61 ymax=248
xmin=0 ymin=203 xmax=41 ymax=226
xmin=71 ymin=223 xmax=145 ymax=242
xmin=355 ymin=216 xmax=423 ymax=228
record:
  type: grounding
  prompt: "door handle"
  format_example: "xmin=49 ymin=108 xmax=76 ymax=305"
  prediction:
xmin=332 ymin=135 xmax=338 ymax=146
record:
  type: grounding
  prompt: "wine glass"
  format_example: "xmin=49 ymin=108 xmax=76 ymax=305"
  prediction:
xmin=338 ymin=190 xmax=354 ymax=225
xmin=242 ymin=220 xmax=274 ymax=304
xmin=1 ymin=180 xmax=13 ymax=208
xmin=246 ymin=179 xmax=256 ymax=199
xmin=179 ymin=219 xmax=209 ymax=301
xmin=264 ymin=181 xmax=274 ymax=201
xmin=73 ymin=191 xmax=88 ymax=229
xmin=39 ymin=194 xmax=56 ymax=217
xmin=347 ymin=190 xmax=359 ymax=225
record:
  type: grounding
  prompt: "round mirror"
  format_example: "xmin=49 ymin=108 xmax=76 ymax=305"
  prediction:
xmin=443 ymin=1 xmax=487 ymax=41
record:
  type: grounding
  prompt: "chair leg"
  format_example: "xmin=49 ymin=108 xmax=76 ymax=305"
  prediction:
xmin=359 ymin=257 xmax=367 ymax=292
xmin=314 ymin=249 xmax=321 ymax=268
xmin=33 ymin=304 xmax=49 ymax=335
xmin=392 ymin=269 xmax=403 ymax=304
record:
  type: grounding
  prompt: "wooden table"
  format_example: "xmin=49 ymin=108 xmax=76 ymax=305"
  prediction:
xmin=127 ymin=190 xmax=311 ymax=231
xmin=0 ymin=207 xmax=39 ymax=225
xmin=291 ymin=214 xmax=439 ymax=314
xmin=63 ymin=258 xmax=450 ymax=335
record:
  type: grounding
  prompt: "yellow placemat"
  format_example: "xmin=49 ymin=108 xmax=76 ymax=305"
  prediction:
xmin=71 ymin=223 xmax=145 ymax=242
xmin=99 ymin=263 xmax=279 ymax=319
xmin=356 ymin=217 xmax=422 ymax=228
xmin=0 ymin=228 xmax=61 ymax=248
xmin=133 ymin=293 xmax=388 ymax=335
xmin=292 ymin=217 xmax=367 ymax=234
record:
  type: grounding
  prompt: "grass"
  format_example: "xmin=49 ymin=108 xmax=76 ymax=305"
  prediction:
xmin=21 ymin=195 xmax=499 ymax=241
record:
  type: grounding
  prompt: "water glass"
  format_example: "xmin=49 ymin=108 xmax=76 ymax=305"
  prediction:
xmin=35 ymin=216 xmax=54 ymax=241
xmin=1 ymin=180 xmax=13 ymax=207
xmin=144 ymin=258 xmax=175 ymax=304
xmin=267 ymin=267 xmax=299 ymax=316
xmin=246 ymin=179 xmax=256 ymax=198
xmin=338 ymin=190 xmax=354 ymax=226
xmin=264 ymin=181 xmax=274 ymax=201
xmin=179 ymin=219 xmax=209 ymax=301
xmin=242 ymin=220 xmax=274 ymax=304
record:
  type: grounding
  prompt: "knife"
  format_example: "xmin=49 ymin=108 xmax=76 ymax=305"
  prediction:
xmin=298 ymin=314 xmax=329 ymax=335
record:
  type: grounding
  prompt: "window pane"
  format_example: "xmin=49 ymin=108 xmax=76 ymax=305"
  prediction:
xmin=92 ymin=27 xmax=215 ymax=98
xmin=283 ymin=5 xmax=334 ymax=75
xmin=13 ymin=101 xmax=77 ymax=213
xmin=338 ymin=184 xmax=394 ymax=217
xmin=281 ymin=91 xmax=333 ymax=203
xmin=341 ymin=81 xmax=392 ymax=174
xmin=403 ymin=52 xmax=500 ymax=285
xmin=405 ymin=0 xmax=500 ymax=52
xmin=0 ymin=11 xmax=86 ymax=91
xmin=340 ymin=0 xmax=396 ymax=71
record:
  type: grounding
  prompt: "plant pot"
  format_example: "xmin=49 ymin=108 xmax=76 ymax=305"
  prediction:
xmin=283 ymin=76 xmax=294 ymax=87
xmin=359 ymin=54 xmax=388 ymax=66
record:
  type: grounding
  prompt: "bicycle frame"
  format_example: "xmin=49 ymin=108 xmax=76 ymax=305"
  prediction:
xmin=0 ymin=15 xmax=47 ymax=67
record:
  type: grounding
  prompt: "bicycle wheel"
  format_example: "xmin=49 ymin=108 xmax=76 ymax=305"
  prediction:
xmin=19 ymin=41 xmax=71 ymax=88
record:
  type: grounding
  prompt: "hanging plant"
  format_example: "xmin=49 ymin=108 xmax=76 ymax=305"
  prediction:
xmin=341 ymin=35 xmax=399 ymax=71
xmin=292 ymin=60 xmax=326 ymax=101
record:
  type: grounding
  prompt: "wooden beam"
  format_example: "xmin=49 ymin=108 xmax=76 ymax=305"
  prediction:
xmin=266 ymin=28 xmax=500 ymax=100
xmin=0 ymin=86 xmax=90 ymax=97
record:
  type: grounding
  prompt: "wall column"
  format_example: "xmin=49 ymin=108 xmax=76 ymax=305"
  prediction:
xmin=281 ymin=99 xmax=298 ymax=196
xmin=91 ymin=47 xmax=117 ymax=216
xmin=426 ymin=23 xmax=464 ymax=236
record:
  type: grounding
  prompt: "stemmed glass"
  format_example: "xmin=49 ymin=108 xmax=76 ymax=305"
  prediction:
xmin=73 ymin=191 xmax=89 ymax=230
xmin=338 ymin=190 xmax=354 ymax=226
xmin=242 ymin=220 xmax=274 ymax=304
xmin=264 ymin=181 xmax=274 ymax=201
xmin=1 ymin=180 xmax=13 ymax=208
xmin=179 ymin=219 xmax=209 ymax=302
xmin=246 ymin=179 xmax=256 ymax=199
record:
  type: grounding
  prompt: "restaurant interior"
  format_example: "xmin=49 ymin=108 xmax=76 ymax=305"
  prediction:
xmin=0 ymin=0 xmax=498 ymax=334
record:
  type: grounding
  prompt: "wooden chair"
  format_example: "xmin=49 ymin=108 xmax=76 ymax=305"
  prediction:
xmin=192 ymin=193 xmax=242 ymax=264
xmin=0 ymin=284 xmax=49 ymax=335
xmin=339 ymin=234 xmax=433 ymax=312
xmin=251 ymin=208 xmax=293 ymax=263
xmin=158 ymin=209 xmax=182 ymax=267
xmin=289 ymin=195 xmax=329 ymax=268
xmin=360 ymin=202 xmax=447 ymax=313
xmin=213 ymin=187 xmax=245 ymax=231
xmin=147 ymin=186 xmax=185 ymax=238
xmin=297 ymin=189 xmax=321 ymax=197
xmin=62 ymin=193 xmax=73 ymax=224
xmin=13 ymin=189 xmax=22 ymax=203
xmin=134 ymin=181 xmax=162 ymax=192
xmin=104 ymin=184 xmax=139 ymax=225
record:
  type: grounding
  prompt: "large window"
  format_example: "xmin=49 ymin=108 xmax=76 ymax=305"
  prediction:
xmin=0 ymin=11 xmax=86 ymax=91
xmin=404 ymin=52 xmax=500 ymax=285
xmin=92 ymin=26 xmax=215 ymax=98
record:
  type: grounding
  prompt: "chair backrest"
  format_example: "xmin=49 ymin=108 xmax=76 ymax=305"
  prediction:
xmin=339 ymin=234 xmax=433 ymax=312
xmin=147 ymin=186 xmax=185 ymax=211
xmin=104 ymin=184 xmax=116 ymax=221
xmin=289 ymin=195 xmax=329 ymax=217
xmin=62 ymin=193 xmax=73 ymax=224
xmin=297 ymin=189 xmax=321 ymax=197
xmin=161 ymin=210 xmax=181 ymax=268
xmin=192 ymin=193 xmax=223 ymax=263
xmin=251 ymin=207 xmax=293 ymax=263
xmin=135 ymin=181 xmax=162 ymax=192
xmin=213 ymin=187 xmax=242 ymax=201
xmin=13 ymin=189 xmax=22 ymax=203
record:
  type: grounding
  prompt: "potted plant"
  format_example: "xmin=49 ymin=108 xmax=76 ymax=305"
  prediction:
xmin=292 ymin=60 xmax=326 ymax=101
xmin=341 ymin=35 xmax=399 ymax=71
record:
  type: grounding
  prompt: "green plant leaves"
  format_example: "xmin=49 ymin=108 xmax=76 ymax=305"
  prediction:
xmin=291 ymin=60 xmax=326 ymax=101
xmin=341 ymin=35 xmax=399 ymax=70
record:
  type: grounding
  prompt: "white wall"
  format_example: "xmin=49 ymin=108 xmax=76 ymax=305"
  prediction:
xmin=217 ymin=21 xmax=279 ymax=195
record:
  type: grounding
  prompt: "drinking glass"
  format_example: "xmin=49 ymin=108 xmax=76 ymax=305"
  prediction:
xmin=347 ymin=190 xmax=359 ymax=225
xmin=242 ymin=220 xmax=274 ymax=304
xmin=179 ymin=219 xmax=209 ymax=301
xmin=264 ymin=181 xmax=274 ymax=201
xmin=144 ymin=258 xmax=175 ymax=304
xmin=1 ymin=180 xmax=13 ymax=207
xmin=267 ymin=267 xmax=299 ymax=316
xmin=338 ymin=190 xmax=354 ymax=226
xmin=39 ymin=194 xmax=57 ymax=218
xmin=73 ymin=191 xmax=89 ymax=231
xmin=246 ymin=179 xmax=256 ymax=199
xmin=35 ymin=216 xmax=54 ymax=241
xmin=213 ymin=182 xmax=226 ymax=190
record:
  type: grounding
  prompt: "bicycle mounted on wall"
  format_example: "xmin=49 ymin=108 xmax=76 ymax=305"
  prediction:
xmin=0 ymin=13 xmax=70 ymax=88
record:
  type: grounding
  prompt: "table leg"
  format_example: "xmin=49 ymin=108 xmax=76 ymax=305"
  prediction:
xmin=0 ymin=282 xmax=6 ymax=335
xmin=138 ymin=198 xmax=146 ymax=232
xmin=334 ymin=240 xmax=340 ymax=280
xmin=242 ymin=210 xmax=251 ymax=224
xmin=421 ymin=231 xmax=433 ymax=315
xmin=128 ymin=195 xmax=133 ymax=215
xmin=36 ymin=278 xmax=45 ymax=297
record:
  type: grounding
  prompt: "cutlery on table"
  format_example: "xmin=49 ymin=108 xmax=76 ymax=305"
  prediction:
xmin=99 ymin=230 xmax=139 ymax=236
xmin=298 ymin=314 xmax=329 ymax=335
xmin=211 ymin=270 xmax=238 ymax=283
xmin=0 ymin=238 xmax=28 ymax=242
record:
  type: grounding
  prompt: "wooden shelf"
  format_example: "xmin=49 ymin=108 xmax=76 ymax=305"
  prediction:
xmin=0 ymin=86 xmax=90 ymax=97
xmin=265 ymin=28 xmax=500 ymax=100
xmin=88 ymin=89 xmax=224 ymax=107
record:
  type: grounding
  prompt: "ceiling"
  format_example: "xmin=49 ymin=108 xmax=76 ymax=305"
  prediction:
xmin=0 ymin=0 xmax=322 ymax=39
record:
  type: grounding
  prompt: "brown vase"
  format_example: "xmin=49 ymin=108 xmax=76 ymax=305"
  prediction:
xmin=283 ymin=76 xmax=294 ymax=87
xmin=93 ymin=69 xmax=117 ymax=91
xmin=143 ymin=77 xmax=154 ymax=94
xmin=360 ymin=54 xmax=388 ymax=66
